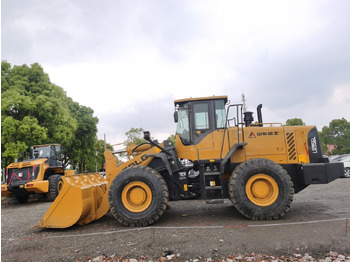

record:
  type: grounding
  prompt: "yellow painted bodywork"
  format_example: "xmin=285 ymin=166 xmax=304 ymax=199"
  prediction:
xmin=36 ymin=173 xmax=109 ymax=228
xmin=37 ymin=146 xmax=160 ymax=228
xmin=64 ymin=170 xmax=75 ymax=176
xmin=36 ymin=103 xmax=315 ymax=229
xmin=7 ymin=158 xmax=49 ymax=173
xmin=3 ymin=157 xmax=71 ymax=198
xmin=174 ymin=95 xmax=228 ymax=104
xmin=2 ymin=159 xmax=50 ymax=197
xmin=176 ymin=124 xmax=313 ymax=166
xmin=1 ymin=185 xmax=11 ymax=197
xmin=24 ymin=180 xmax=49 ymax=193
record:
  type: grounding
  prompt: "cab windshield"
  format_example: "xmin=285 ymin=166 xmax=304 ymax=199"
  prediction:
xmin=32 ymin=146 xmax=51 ymax=158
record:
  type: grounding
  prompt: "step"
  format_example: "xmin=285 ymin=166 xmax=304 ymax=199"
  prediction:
xmin=205 ymin=186 xmax=222 ymax=190
xmin=203 ymin=172 xmax=221 ymax=176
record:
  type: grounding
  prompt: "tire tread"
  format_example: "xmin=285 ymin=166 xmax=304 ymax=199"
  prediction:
xmin=109 ymin=166 xmax=169 ymax=227
xmin=229 ymin=158 xmax=294 ymax=220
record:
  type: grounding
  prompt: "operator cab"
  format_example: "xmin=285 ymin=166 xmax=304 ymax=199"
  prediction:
xmin=174 ymin=96 xmax=228 ymax=146
xmin=30 ymin=144 xmax=63 ymax=168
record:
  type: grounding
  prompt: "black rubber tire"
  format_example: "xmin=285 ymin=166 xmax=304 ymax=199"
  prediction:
xmin=47 ymin=174 xmax=63 ymax=201
xmin=344 ymin=167 xmax=350 ymax=178
xmin=108 ymin=166 xmax=169 ymax=227
xmin=16 ymin=193 xmax=29 ymax=203
xmin=7 ymin=189 xmax=30 ymax=204
xmin=9 ymin=189 xmax=30 ymax=203
xmin=229 ymin=158 xmax=294 ymax=220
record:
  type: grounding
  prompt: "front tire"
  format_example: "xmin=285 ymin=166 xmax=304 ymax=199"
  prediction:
xmin=108 ymin=166 xmax=169 ymax=227
xmin=47 ymin=174 xmax=63 ymax=201
xmin=229 ymin=158 xmax=294 ymax=220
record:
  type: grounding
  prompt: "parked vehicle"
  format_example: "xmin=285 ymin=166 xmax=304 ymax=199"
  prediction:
xmin=36 ymin=95 xmax=344 ymax=229
xmin=331 ymin=154 xmax=350 ymax=178
xmin=1 ymin=144 xmax=73 ymax=202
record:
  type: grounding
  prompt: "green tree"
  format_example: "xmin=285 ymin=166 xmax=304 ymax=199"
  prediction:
xmin=67 ymin=103 xmax=99 ymax=172
xmin=124 ymin=127 xmax=146 ymax=146
xmin=167 ymin=134 xmax=176 ymax=145
xmin=92 ymin=139 xmax=113 ymax=172
xmin=319 ymin=118 xmax=350 ymax=155
xmin=1 ymin=61 xmax=99 ymax=170
xmin=285 ymin=118 xmax=305 ymax=126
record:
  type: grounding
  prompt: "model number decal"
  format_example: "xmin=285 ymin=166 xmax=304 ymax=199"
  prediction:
xmin=249 ymin=131 xmax=279 ymax=138
xmin=311 ymin=137 xmax=318 ymax=153
xmin=258 ymin=131 xmax=279 ymax=136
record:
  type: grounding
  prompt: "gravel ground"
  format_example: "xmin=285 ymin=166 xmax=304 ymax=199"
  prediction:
xmin=85 ymin=251 xmax=350 ymax=262
xmin=2 ymin=178 xmax=350 ymax=262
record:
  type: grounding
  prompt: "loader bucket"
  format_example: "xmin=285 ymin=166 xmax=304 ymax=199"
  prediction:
xmin=36 ymin=149 xmax=157 ymax=228
xmin=36 ymin=173 xmax=108 ymax=228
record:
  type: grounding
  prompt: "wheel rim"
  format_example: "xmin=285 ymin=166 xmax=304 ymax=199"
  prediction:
xmin=246 ymin=174 xmax=279 ymax=206
xmin=345 ymin=168 xmax=350 ymax=178
xmin=122 ymin=181 xmax=152 ymax=213
xmin=58 ymin=180 xmax=63 ymax=193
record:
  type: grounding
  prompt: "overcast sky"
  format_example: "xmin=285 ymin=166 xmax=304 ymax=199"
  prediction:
xmin=2 ymin=0 xmax=350 ymax=145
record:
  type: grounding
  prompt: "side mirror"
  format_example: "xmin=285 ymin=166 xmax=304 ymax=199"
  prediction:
xmin=143 ymin=131 xmax=151 ymax=141
xmin=174 ymin=111 xmax=178 ymax=123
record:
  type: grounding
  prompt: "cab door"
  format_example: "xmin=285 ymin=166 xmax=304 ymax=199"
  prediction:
xmin=191 ymin=102 xmax=214 ymax=148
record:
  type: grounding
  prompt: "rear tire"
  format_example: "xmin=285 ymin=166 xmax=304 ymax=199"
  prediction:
xmin=9 ymin=189 xmax=30 ymax=204
xmin=108 ymin=166 xmax=169 ymax=227
xmin=16 ymin=193 xmax=29 ymax=203
xmin=47 ymin=174 xmax=63 ymax=201
xmin=229 ymin=158 xmax=294 ymax=220
xmin=344 ymin=167 xmax=350 ymax=178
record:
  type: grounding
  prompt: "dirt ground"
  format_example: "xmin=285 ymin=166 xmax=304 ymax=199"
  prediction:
xmin=1 ymin=178 xmax=350 ymax=261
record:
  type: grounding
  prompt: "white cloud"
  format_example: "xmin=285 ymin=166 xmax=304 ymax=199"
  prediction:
xmin=328 ymin=86 xmax=350 ymax=105
xmin=322 ymin=85 xmax=350 ymax=124
xmin=2 ymin=0 xmax=350 ymax=144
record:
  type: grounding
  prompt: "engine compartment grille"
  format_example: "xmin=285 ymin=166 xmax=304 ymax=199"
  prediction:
xmin=286 ymin=132 xmax=297 ymax=161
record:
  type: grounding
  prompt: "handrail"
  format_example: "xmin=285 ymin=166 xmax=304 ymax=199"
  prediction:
xmin=220 ymin=104 xmax=245 ymax=160
xmin=249 ymin=122 xmax=283 ymax=127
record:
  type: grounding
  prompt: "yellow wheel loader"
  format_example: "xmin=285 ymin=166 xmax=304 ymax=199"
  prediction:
xmin=1 ymin=144 xmax=71 ymax=203
xmin=36 ymin=96 xmax=344 ymax=228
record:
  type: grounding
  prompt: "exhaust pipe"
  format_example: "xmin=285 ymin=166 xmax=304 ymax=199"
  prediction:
xmin=257 ymin=104 xmax=263 ymax=125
